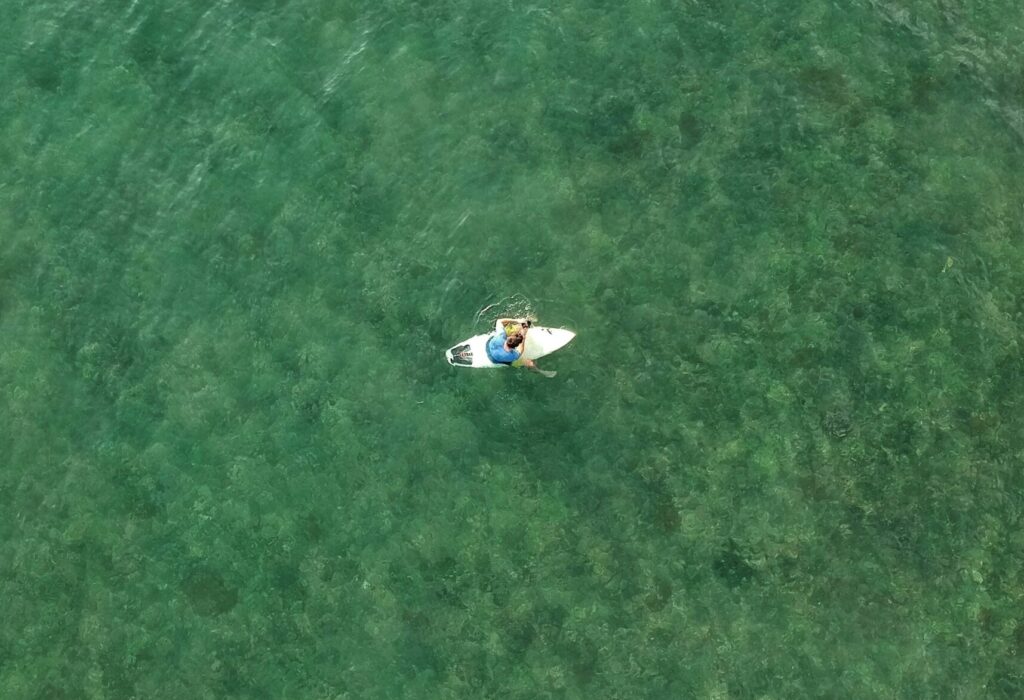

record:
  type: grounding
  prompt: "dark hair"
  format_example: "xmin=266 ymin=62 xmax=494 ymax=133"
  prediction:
xmin=507 ymin=332 xmax=524 ymax=348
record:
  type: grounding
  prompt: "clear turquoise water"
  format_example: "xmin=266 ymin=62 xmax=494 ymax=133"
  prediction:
xmin=2 ymin=0 xmax=1024 ymax=697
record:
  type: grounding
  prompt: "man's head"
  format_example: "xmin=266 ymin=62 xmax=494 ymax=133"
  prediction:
xmin=507 ymin=332 xmax=524 ymax=348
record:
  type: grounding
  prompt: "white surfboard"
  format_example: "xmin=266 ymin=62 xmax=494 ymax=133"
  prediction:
xmin=445 ymin=326 xmax=576 ymax=368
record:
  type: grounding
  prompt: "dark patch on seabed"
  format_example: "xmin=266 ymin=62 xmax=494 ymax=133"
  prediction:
xmin=182 ymin=569 xmax=239 ymax=617
xmin=713 ymin=540 xmax=757 ymax=588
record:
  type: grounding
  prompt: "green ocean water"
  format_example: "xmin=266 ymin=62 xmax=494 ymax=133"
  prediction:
xmin=2 ymin=0 xmax=1024 ymax=696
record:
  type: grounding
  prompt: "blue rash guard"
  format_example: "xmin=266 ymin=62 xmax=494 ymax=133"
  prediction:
xmin=486 ymin=329 xmax=521 ymax=364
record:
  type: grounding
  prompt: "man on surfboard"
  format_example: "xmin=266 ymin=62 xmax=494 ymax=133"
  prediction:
xmin=445 ymin=315 xmax=567 ymax=377
xmin=486 ymin=318 xmax=542 ymax=372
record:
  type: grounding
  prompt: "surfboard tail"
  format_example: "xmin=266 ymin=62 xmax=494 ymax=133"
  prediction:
xmin=446 ymin=343 xmax=474 ymax=366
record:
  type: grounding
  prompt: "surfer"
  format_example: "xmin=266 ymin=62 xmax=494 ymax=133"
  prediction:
xmin=486 ymin=318 xmax=541 ymax=371
xmin=445 ymin=314 xmax=566 ymax=378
